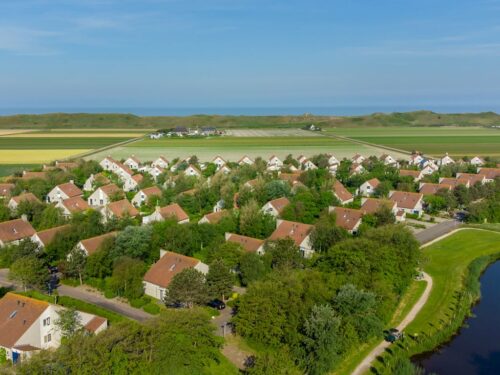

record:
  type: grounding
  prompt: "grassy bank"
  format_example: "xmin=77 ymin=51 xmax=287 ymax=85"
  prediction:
xmin=372 ymin=229 xmax=500 ymax=373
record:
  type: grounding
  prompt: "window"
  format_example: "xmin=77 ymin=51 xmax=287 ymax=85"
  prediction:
xmin=43 ymin=334 xmax=52 ymax=343
xmin=43 ymin=317 xmax=50 ymax=326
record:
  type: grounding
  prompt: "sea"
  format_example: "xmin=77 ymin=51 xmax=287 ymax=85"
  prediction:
xmin=0 ymin=106 xmax=498 ymax=116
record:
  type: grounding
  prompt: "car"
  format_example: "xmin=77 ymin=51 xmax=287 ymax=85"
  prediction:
xmin=208 ymin=299 xmax=226 ymax=310
xmin=384 ymin=328 xmax=403 ymax=343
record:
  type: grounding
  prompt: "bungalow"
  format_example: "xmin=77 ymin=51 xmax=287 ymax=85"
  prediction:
xmin=31 ymin=224 xmax=71 ymax=249
xmin=55 ymin=197 xmax=90 ymax=217
xmin=477 ymin=167 xmax=500 ymax=182
xmin=99 ymin=156 xmax=117 ymax=171
xmin=352 ymin=153 xmax=365 ymax=164
xmin=455 ymin=173 xmax=487 ymax=186
xmin=379 ymin=154 xmax=398 ymax=167
xmin=198 ymin=210 xmax=230 ymax=224
xmin=329 ymin=207 xmax=363 ymax=234
xmin=350 ymin=163 xmax=365 ymax=175
xmin=238 ymin=155 xmax=254 ymax=166
xmin=359 ymin=178 xmax=380 ymax=196
xmin=0 ymin=183 xmax=15 ymax=198
xmin=212 ymin=156 xmax=227 ymax=169
xmin=302 ymin=159 xmax=317 ymax=171
xmin=332 ymin=180 xmax=353 ymax=205
xmin=151 ymin=156 xmax=170 ymax=169
xmin=399 ymin=169 xmax=424 ymax=182
xmin=268 ymin=220 xmax=314 ymax=258
xmin=439 ymin=153 xmax=455 ymax=167
xmin=261 ymin=197 xmax=290 ymax=218
xmin=0 ymin=218 xmax=36 ymax=247
xmin=124 ymin=155 xmax=141 ymax=170
xmin=83 ymin=173 xmax=110 ymax=192
xmin=439 ymin=177 xmax=470 ymax=189
xmin=142 ymin=203 xmax=189 ymax=225
xmin=419 ymin=183 xmax=452 ymax=196
xmin=184 ymin=164 xmax=202 ymax=178
xmin=327 ymin=154 xmax=339 ymax=166
xmin=46 ymin=181 xmax=83 ymax=204
xmin=360 ymin=197 xmax=398 ymax=216
xmin=470 ymin=156 xmax=485 ymax=166
xmin=8 ymin=193 xmax=41 ymax=212
xmin=389 ymin=191 xmax=424 ymax=217
xmin=267 ymin=155 xmax=283 ymax=171
xmin=21 ymin=171 xmax=48 ymax=181
xmin=113 ymin=162 xmax=134 ymax=182
xmin=102 ymin=199 xmax=139 ymax=221
xmin=132 ymin=186 xmax=162 ymax=207
xmin=87 ymin=184 xmax=123 ymax=207
xmin=409 ymin=154 xmax=424 ymax=166
xmin=0 ymin=293 xmax=107 ymax=364
xmin=123 ymin=174 xmax=143 ymax=192
xmin=148 ymin=166 xmax=165 ymax=180
xmin=143 ymin=251 xmax=209 ymax=301
xmin=76 ymin=232 xmax=117 ymax=256
xmin=225 ymin=233 xmax=265 ymax=255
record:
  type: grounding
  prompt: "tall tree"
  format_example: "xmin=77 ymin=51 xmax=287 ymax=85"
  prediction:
xmin=9 ymin=256 xmax=49 ymax=291
xmin=66 ymin=248 xmax=87 ymax=285
xmin=164 ymin=268 xmax=208 ymax=308
xmin=54 ymin=308 xmax=83 ymax=339
xmin=206 ymin=259 xmax=233 ymax=301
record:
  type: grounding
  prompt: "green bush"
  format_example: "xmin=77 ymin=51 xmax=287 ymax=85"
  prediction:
xmin=61 ymin=278 xmax=80 ymax=287
xmin=104 ymin=289 xmax=116 ymax=299
xmin=130 ymin=296 xmax=151 ymax=308
xmin=143 ymin=302 xmax=161 ymax=315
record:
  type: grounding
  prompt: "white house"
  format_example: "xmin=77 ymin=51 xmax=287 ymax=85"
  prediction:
xmin=267 ymin=155 xmax=283 ymax=171
xmin=268 ymin=220 xmax=314 ymax=258
xmin=439 ymin=153 xmax=455 ymax=167
xmin=124 ymin=155 xmax=141 ymax=170
xmin=328 ymin=206 xmax=364 ymax=234
xmin=83 ymin=173 xmax=110 ymax=192
xmin=409 ymin=154 xmax=424 ymax=166
xmin=332 ymin=180 xmax=353 ymax=205
xmin=99 ymin=156 xmax=117 ymax=171
xmin=46 ymin=181 xmax=83 ymax=204
xmin=132 ymin=186 xmax=162 ymax=207
xmin=261 ymin=197 xmax=290 ymax=218
xmin=470 ymin=156 xmax=485 ymax=166
xmin=0 ymin=219 xmax=36 ymax=248
xmin=147 ymin=166 xmax=165 ymax=181
xmin=113 ymin=162 xmax=134 ymax=182
xmin=214 ymin=165 xmax=231 ymax=176
xmin=184 ymin=164 xmax=202 ymax=178
xmin=327 ymin=154 xmax=339 ymax=166
xmin=302 ymin=159 xmax=317 ymax=171
xmin=359 ymin=178 xmax=380 ymax=196
xmin=225 ymin=233 xmax=265 ymax=255
xmin=297 ymin=155 xmax=308 ymax=164
xmin=352 ymin=153 xmax=365 ymax=164
xmin=380 ymin=154 xmax=398 ymax=167
xmin=75 ymin=232 xmax=118 ymax=257
xmin=123 ymin=174 xmax=143 ymax=192
xmin=238 ymin=155 xmax=254 ymax=166
xmin=151 ymin=156 xmax=169 ymax=169
xmin=55 ymin=197 xmax=90 ymax=217
xmin=31 ymin=224 xmax=70 ymax=249
xmin=8 ymin=193 xmax=41 ymax=212
xmin=389 ymin=191 xmax=424 ymax=217
xmin=350 ymin=163 xmax=365 ymax=175
xmin=0 ymin=293 xmax=107 ymax=364
xmin=87 ymin=184 xmax=122 ymax=207
xmin=142 ymin=204 xmax=189 ymax=225
xmin=212 ymin=156 xmax=227 ymax=169
xmin=143 ymin=251 xmax=209 ymax=301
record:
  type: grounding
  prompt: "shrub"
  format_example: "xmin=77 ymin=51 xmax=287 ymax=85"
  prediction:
xmin=143 ymin=302 xmax=160 ymax=315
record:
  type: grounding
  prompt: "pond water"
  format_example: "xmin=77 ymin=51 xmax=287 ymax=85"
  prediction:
xmin=414 ymin=261 xmax=500 ymax=374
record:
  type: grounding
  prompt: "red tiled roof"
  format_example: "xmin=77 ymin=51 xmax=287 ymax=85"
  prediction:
xmin=141 ymin=186 xmax=162 ymax=197
xmin=363 ymin=178 xmax=380 ymax=188
xmin=389 ymin=191 xmax=423 ymax=210
xmin=99 ymin=184 xmax=122 ymax=197
xmin=419 ymin=183 xmax=452 ymax=196
xmin=333 ymin=180 xmax=353 ymax=203
xmin=60 ymin=196 xmax=90 ymax=213
xmin=57 ymin=182 xmax=83 ymax=198
xmin=0 ymin=219 xmax=36 ymax=243
xmin=84 ymin=316 xmax=107 ymax=333
xmin=201 ymin=210 xmax=229 ymax=224
xmin=34 ymin=224 xmax=71 ymax=247
xmin=79 ymin=232 xmax=117 ymax=256
xmin=0 ymin=183 xmax=15 ymax=197
xmin=361 ymin=198 xmax=395 ymax=215
xmin=399 ymin=169 xmax=421 ymax=178
xmin=21 ymin=171 xmax=48 ymax=180
xmin=269 ymin=220 xmax=313 ymax=246
xmin=10 ymin=193 xmax=41 ymax=205
xmin=106 ymin=199 xmax=139 ymax=218
xmin=158 ymin=203 xmax=189 ymax=222
xmin=131 ymin=174 xmax=144 ymax=183
xmin=333 ymin=207 xmax=364 ymax=231
xmin=226 ymin=233 xmax=264 ymax=252
xmin=267 ymin=197 xmax=290 ymax=215
xmin=143 ymin=252 xmax=199 ymax=288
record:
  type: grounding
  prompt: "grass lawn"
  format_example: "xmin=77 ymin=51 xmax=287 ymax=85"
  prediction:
xmin=406 ymin=229 xmax=500 ymax=334
xmin=0 ymin=137 xmax=134 ymax=149
xmin=0 ymin=163 xmax=40 ymax=177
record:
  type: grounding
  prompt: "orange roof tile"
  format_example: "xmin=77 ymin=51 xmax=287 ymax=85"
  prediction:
xmin=106 ymin=199 xmax=139 ymax=218
xmin=332 ymin=207 xmax=364 ymax=231
xmin=80 ymin=232 xmax=117 ymax=256
xmin=35 ymin=224 xmax=71 ymax=247
xmin=269 ymin=220 xmax=313 ymax=246
xmin=60 ymin=196 xmax=90 ymax=213
xmin=0 ymin=219 xmax=36 ymax=243
xmin=226 ymin=233 xmax=264 ymax=252
xmin=144 ymin=252 xmax=199 ymax=288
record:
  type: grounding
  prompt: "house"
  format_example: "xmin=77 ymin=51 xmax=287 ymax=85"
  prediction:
xmin=148 ymin=166 xmax=165 ymax=180
xmin=279 ymin=172 xmax=302 ymax=185
xmin=359 ymin=178 xmax=380 ymax=196
xmin=327 ymin=154 xmax=339 ymax=166
xmin=54 ymin=161 xmax=78 ymax=171
xmin=201 ymin=127 xmax=217 ymax=136
xmin=113 ymin=162 xmax=134 ymax=182
xmin=83 ymin=173 xmax=110 ymax=192
xmin=409 ymin=154 xmax=424 ymax=166
xmin=329 ymin=207 xmax=364 ymax=234
xmin=102 ymin=199 xmax=139 ymax=221
xmin=132 ymin=186 xmax=163 ymax=207
xmin=332 ymin=180 xmax=353 ymax=205
xmin=184 ymin=164 xmax=202 ymax=178
xmin=470 ymin=156 xmax=485 ymax=166
xmin=124 ymin=155 xmax=141 ymax=170
xmin=0 ymin=293 xmax=107 ymax=364
xmin=55 ymin=197 xmax=90 ymax=217
xmin=420 ymin=164 xmax=437 ymax=176
xmin=213 ymin=199 xmax=225 ymax=212
xmin=420 ymin=159 xmax=439 ymax=174
xmin=399 ymin=169 xmax=424 ymax=182
xmin=87 ymin=184 xmax=122 ymax=207
xmin=173 ymin=126 xmax=189 ymax=136
xmin=477 ymin=168 xmax=500 ymax=182
xmin=214 ymin=165 xmax=232 ymax=176
xmin=360 ymin=197 xmax=397 ymax=216
xmin=99 ymin=156 xmax=116 ymax=171
xmin=198 ymin=210 xmax=230 ymax=224
xmin=46 ymin=181 xmax=83 ymax=204
xmin=328 ymin=163 xmax=339 ymax=175
xmin=0 ymin=183 xmax=15 ymax=198
xmin=297 ymin=155 xmax=308 ymax=164
xmin=267 ymin=155 xmax=283 ymax=171
xmin=0 ymin=218 xmax=36 ymax=247
xmin=379 ymin=154 xmax=398 ymax=167
xmin=244 ymin=179 xmax=259 ymax=190
xmin=212 ymin=156 xmax=227 ymax=169
xmin=455 ymin=173 xmax=487 ymax=186
xmin=123 ymin=174 xmax=143 ymax=192
xmin=268 ymin=220 xmax=314 ymax=258
xmin=350 ymin=163 xmax=365 ymax=175
xmin=142 ymin=204 xmax=189 ymax=225
xmin=238 ymin=155 xmax=254 ymax=166
xmin=389 ymin=191 xmax=424 ymax=217
xmin=419 ymin=183 xmax=452 ymax=196
xmin=225 ymin=233 xmax=265 ymax=255
xmin=143 ymin=251 xmax=209 ymax=301
xmin=76 ymin=232 xmax=117 ymax=256
xmin=302 ymin=159 xmax=317 ymax=171
xmin=439 ymin=153 xmax=455 ymax=167
xmin=352 ymin=153 xmax=365 ymax=164
xmin=21 ymin=171 xmax=48 ymax=181
xmin=31 ymin=224 xmax=71 ymax=249
xmin=8 ymin=193 xmax=41 ymax=212
xmin=438 ymin=177 xmax=470 ymax=189
xmin=261 ymin=197 xmax=290 ymax=218
xmin=152 ymin=156 xmax=170 ymax=169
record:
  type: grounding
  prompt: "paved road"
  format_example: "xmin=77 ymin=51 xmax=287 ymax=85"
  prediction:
xmin=352 ymin=272 xmax=434 ymax=375
xmin=415 ymin=219 xmax=460 ymax=245
xmin=0 ymin=269 xmax=152 ymax=322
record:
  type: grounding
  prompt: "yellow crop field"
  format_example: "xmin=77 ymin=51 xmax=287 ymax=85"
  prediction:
xmin=0 ymin=150 xmax=90 ymax=163
xmin=0 ymin=129 xmax=34 ymax=136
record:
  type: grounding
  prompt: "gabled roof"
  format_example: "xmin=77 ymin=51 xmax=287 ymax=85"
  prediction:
xmin=185 ymin=164 xmax=201 ymax=174
xmin=34 ymin=224 xmax=71 ymax=247
xmin=106 ymin=199 xmax=139 ymax=218
xmin=131 ymin=174 xmax=144 ymax=183
xmin=478 ymin=168 xmax=500 ymax=180
xmin=454 ymin=173 xmax=485 ymax=186
xmin=332 ymin=207 xmax=364 ymax=231
xmin=363 ymin=178 xmax=380 ymax=188
xmin=10 ymin=193 xmax=41 ymax=205
xmin=238 ymin=155 xmax=254 ymax=164
xmin=267 ymin=197 xmax=290 ymax=214
xmin=225 ymin=233 xmax=264 ymax=253
xmin=333 ymin=180 xmax=353 ymax=203
xmin=60 ymin=196 xmax=90 ymax=213
xmin=269 ymin=220 xmax=313 ymax=246
xmin=21 ymin=171 xmax=48 ymax=180
xmin=389 ymin=191 xmax=423 ymax=209
xmin=200 ymin=210 xmax=229 ymax=224
xmin=79 ymin=232 xmax=117 ymax=256
xmin=114 ymin=162 xmax=134 ymax=176
xmin=143 ymin=251 xmax=199 ymax=288
xmin=91 ymin=173 xmax=110 ymax=185
xmin=126 ymin=155 xmax=141 ymax=164
xmin=361 ymin=198 xmax=395 ymax=215
xmin=98 ymin=184 xmax=122 ymax=197
xmin=0 ymin=183 xmax=15 ymax=196
xmin=55 ymin=161 xmax=78 ymax=170
xmin=0 ymin=219 xmax=36 ymax=243
xmin=56 ymin=182 xmax=83 ymax=198
xmin=419 ymin=183 xmax=452 ymax=196
xmin=399 ymin=169 xmax=421 ymax=178
xmin=140 ymin=186 xmax=162 ymax=197
xmin=0 ymin=293 xmax=49 ymax=348
xmin=84 ymin=316 xmax=107 ymax=334
xmin=279 ymin=173 xmax=302 ymax=183
xmin=157 ymin=203 xmax=189 ymax=222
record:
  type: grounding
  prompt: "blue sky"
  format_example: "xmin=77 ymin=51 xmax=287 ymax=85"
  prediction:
xmin=1 ymin=0 xmax=500 ymax=110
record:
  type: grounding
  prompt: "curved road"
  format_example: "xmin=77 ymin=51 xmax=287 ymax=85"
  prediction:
xmin=351 ymin=272 xmax=433 ymax=375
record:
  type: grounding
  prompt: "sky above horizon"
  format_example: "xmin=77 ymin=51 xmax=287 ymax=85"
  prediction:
xmin=1 ymin=0 xmax=500 ymax=110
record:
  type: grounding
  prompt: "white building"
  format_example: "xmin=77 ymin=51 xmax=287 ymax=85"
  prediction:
xmin=46 ymin=181 xmax=83 ymax=204
xmin=238 ymin=155 xmax=254 ymax=166
xmin=87 ymin=184 xmax=122 ymax=207
xmin=142 ymin=204 xmax=189 ymax=225
xmin=151 ymin=156 xmax=169 ymax=169
xmin=359 ymin=178 xmax=380 ymax=196
xmin=267 ymin=155 xmax=283 ymax=171
xmin=124 ymin=155 xmax=141 ymax=170
xmin=184 ymin=165 xmax=201 ymax=178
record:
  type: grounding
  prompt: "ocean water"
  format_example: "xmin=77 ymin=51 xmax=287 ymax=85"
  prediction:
xmin=0 ymin=106 xmax=498 ymax=116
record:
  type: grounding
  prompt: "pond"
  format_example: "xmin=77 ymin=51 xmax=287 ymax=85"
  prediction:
xmin=414 ymin=261 xmax=500 ymax=374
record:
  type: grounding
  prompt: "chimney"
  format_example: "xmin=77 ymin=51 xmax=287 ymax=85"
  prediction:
xmin=21 ymin=214 xmax=28 ymax=222
xmin=70 ymin=179 xmax=74 ymax=185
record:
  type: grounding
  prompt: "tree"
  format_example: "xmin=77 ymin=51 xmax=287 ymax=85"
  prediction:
xmin=66 ymin=248 xmax=87 ymax=285
xmin=206 ymin=259 xmax=233 ymax=301
xmin=36 ymin=205 xmax=66 ymax=230
xmin=374 ymin=204 xmax=396 ymax=226
xmin=310 ymin=214 xmax=348 ymax=252
xmin=239 ymin=252 xmax=269 ymax=286
xmin=206 ymin=241 xmax=244 ymax=269
xmin=264 ymin=180 xmax=290 ymax=201
xmin=239 ymin=199 xmax=276 ymax=238
xmin=84 ymin=238 xmax=114 ymax=279
xmin=164 ymin=268 xmax=208 ymax=308
xmin=112 ymin=226 xmax=153 ymax=261
xmin=265 ymin=238 xmax=303 ymax=269
xmin=0 ymin=204 xmax=10 ymax=222
xmin=109 ymin=257 xmax=145 ymax=300
xmin=374 ymin=181 xmax=392 ymax=198
xmin=9 ymin=256 xmax=49 ymax=291
xmin=247 ymin=348 xmax=302 ymax=375
xmin=54 ymin=308 xmax=83 ymax=339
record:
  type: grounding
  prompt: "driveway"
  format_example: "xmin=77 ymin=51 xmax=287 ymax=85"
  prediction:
xmin=414 ymin=219 xmax=460 ymax=245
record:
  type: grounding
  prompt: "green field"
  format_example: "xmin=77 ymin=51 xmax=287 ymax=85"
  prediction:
xmin=0 ymin=137 xmax=133 ymax=149
xmin=326 ymin=126 xmax=500 ymax=156
xmin=0 ymin=164 xmax=40 ymax=177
